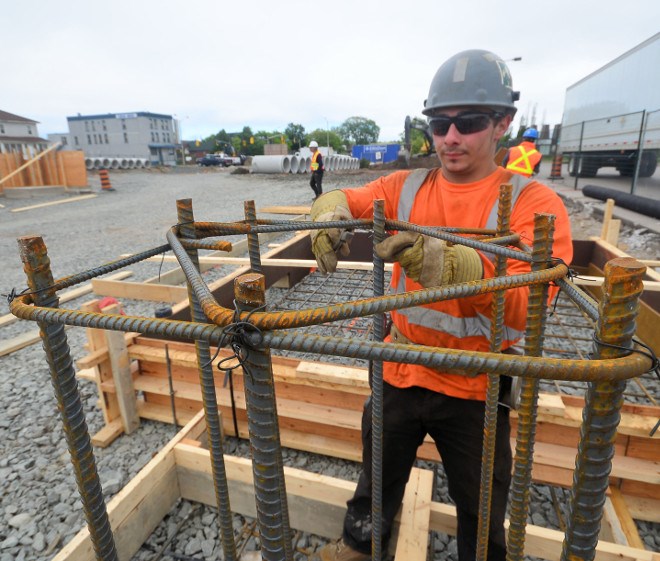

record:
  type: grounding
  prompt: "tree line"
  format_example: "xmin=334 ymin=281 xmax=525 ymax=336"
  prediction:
xmin=201 ymin=116 xmax=380 ymax=156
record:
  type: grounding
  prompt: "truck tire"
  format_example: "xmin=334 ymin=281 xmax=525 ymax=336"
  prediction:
xmin=568 ymin=155 xmax=597 ymax=178
xmin=639 ymin=152 xmax=657 ymax=178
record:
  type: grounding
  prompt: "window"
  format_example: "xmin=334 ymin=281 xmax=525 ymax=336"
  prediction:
xmin=87 ymin=134 xmax=92 ymax=144
xmin=74 ymin=136 xmax=79 ymax=145
xmin=0 ymin=124 xmax=4 ymax=133
xmin=155 ymin=132 xmax=160 ymax=142
xmin=91 ymin=121 xmax=96 ymax=132
xmin=85 ymin=122 xmax=89 ymax=132
xmin=122 ymin=120 xmax=127 ymax=130
xmin=27 ymin=126 xmax=33 ymax=135
xmin=61 ymin=136 xmax=68 ymax=145
xmin=124 ymin=132 xmax=129 ymax=143
xmin=102 ymin=120 xmax=107 ymax=131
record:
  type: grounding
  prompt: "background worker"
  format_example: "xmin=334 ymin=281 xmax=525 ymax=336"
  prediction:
xmin=502 ymin=127 xmax=542 ymax=177
xmin=309 ymin=49 xmax=573 ymax=561
xmin=309 ymin=140 xmax=325 ymax=199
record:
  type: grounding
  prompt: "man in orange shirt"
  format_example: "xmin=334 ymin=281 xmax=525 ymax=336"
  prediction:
xmin=503 ymin=127 xmax=542 ymax=177
xmin=310 ymin=49 xmax=573 ymax=561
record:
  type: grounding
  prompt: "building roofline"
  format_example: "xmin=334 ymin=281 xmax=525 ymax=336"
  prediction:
xmin=0 ymin=110 xmax=39 ymax=124
xmin=67 ymin=111 xmax=174 ymax=122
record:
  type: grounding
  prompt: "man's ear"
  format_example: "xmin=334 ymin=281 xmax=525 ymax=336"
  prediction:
xmin=494 ymin=114 xmax=512 ymax=141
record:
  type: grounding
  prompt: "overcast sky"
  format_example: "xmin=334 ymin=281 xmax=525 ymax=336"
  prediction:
xmin=4 ymin=1 xmax=658 ymax=143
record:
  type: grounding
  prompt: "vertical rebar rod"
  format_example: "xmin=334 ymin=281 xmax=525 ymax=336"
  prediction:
xmin=560 ymin=257 xmax=646 ymax=561
xmin=370 ymin=200 xmax=386 ymax=561
xmin=17 ymin=236 xmax=118 ymax=561
xmin=244 ymin=200 xmax=263 ymax=274
xmin=506 ymin=213 xmax=555 ymax=561
xmin=235 ymin=273 xmax=292 ymax=561
xmin=477 ymin=183 xmax=512 ymax=561
xmin=176 ymin=199 xmax=238 ymax=561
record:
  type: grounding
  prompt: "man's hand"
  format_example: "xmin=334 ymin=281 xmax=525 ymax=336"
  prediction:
xmin=310 ymin=191 xmax=354 ymax=274
xmin=375 ymin=231 xmax=483 ymax=287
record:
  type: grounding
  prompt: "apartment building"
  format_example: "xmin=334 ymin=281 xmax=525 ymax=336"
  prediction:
xmin=65 ymin=112 xmax=180 ymax=165
xmin=0 ymin=110 xmax=49 ymax=156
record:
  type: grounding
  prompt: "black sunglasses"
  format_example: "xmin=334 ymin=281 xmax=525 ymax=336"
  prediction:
xmin=429 ymin=112 xmax=499 ymax=136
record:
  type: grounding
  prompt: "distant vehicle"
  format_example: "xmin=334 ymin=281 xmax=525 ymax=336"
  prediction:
xmin=197 ymin=154 xmax=230 ymax=167
xmin=559 ymin=33 xmax=660 ymax=178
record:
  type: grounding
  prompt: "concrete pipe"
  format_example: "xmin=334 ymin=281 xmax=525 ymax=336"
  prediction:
xmin=93 ymin=158 xmax=104 ymax=169
xmin=102 ymin=158 xmax=111 ymax=168
xmin=134 ymin=159 xmax=144 ymax=169
xmin=324 ymin=155 xmax=333 ymax=172
xmin=143 ymin=159 xmax=151 ymax=168
xmin=305 ymin=156 xmax=311 ymax=173
xmin=127 ymin=159 xmax=137 ymax=169
xmin=85 ymin=158 xmax=95 ymax=170
xmin=110 ymin=159 xmax=120 ymax=170
xmin=250 ymin=155 xmax=292 ymax=174
xmin=118 ymin=159 xmax=129 ymax=169
xmin=290 ymin=155 xmax=300 ymax=174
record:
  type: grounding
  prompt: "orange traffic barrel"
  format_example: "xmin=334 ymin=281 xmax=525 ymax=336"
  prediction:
xmin=548 ymin=154 xmax=563 ymax=180
xmin=99 ymin=169 xmax=116 ymax=192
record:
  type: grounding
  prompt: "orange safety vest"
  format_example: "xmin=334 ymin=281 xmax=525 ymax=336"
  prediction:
xmin=311 ymin=151 xmax=323 ymax=172
xmin=505 ymin=141 xmax=542 ymax=177
xmin=342 ymin=167 xmax=573 ymax=401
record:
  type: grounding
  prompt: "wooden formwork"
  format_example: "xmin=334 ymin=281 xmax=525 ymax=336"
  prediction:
xmin=0 ymin=146 xmax=88 ymax=194
xmin=52 ymin=410 xmax=658 ymax=561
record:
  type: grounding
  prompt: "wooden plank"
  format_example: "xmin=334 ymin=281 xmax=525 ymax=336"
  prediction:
xmin=104 ymin=303 xmax=139 ymax=435
xmin=0 ymin=329 xmax=44 ymax=357
xmin=605 ymin=219 xmax=621 ymax=246
xmin=90 ymin=419 xmax=124 ymax=448
xmin=600 ymin=198 xmax=615 ymax=240
xmin=80 ymin=300 xmax=121 ymax=431
xmin=393 ymin=468 xmax=433 ymax=561
xmin=140 ymin=254 xmax=395 ymax=272
xmin=91 ymin=279 xmax=188 ymax=303
xmin=53 ymin=410 xmax=205 ymax=561
xmin=11 ymin=194 xmax=97 ymax=213
xmin=0 ymin=271 xmax=132 ymax=329
xmin=608 ymin=486 xmax=645 ymax=549
xmin=258 ymin=205 xmax=311 ymax=214
xmin=572 ymin=275 xmax=660 ymax=292
xmin=590 ymin=237 xmax=660 ymax=282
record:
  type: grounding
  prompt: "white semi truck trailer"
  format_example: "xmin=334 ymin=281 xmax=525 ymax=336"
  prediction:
xmin=559 ymin=33 xmax=660 ymax=178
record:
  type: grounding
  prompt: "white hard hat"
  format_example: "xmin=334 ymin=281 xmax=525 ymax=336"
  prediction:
xmin=309 ymin=141 xmax=319 ymax=148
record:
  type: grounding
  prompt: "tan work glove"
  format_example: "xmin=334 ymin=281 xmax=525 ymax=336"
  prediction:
xmin=310 ymin=190 xmax=354 ymax=274
xmin=375 ymin=231 xmax=483 ymax=287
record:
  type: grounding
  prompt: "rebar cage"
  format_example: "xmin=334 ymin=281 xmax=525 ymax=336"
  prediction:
xmin=9 ymin=191 xmax=651 ymax=561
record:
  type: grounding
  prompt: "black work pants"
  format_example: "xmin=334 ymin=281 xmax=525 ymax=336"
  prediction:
xmin=310 ymin=171 xmax=323 ymax=197
xmin=342 ymin=382 xmax=512 ymax=561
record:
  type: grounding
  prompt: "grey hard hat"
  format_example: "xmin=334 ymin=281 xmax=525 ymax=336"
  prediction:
xmin=423 ymin=50 xmax=519 ymax=117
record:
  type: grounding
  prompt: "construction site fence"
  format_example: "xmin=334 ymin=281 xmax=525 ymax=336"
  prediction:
xmin=558 ymin=108 xmax=660 ymax=194
xmin=0 ymin=150 xmax=88 ymax=193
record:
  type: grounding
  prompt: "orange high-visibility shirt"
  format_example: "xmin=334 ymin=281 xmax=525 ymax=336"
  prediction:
xmin=343 ymin=167 xmax=573 ymax=401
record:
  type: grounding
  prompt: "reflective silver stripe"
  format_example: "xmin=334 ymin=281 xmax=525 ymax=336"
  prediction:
xmin=484 ymin=173 xmax=531 ymax=230
xmin=396 ymin=306 xmax=527 ymax=342
xmin=482 ymin=173 xmax=532 ymax=262
xmin=392 ymin=170 xmax=530 ymax=342
xmin=398 ymin=168 xmax=432 ymax=222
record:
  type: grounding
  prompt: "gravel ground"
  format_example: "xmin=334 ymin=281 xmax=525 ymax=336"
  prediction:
xmin=1 ymin=166 xmax=658 ymax=561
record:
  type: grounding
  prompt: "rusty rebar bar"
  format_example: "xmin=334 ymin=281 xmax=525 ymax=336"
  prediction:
xmin=177 ymin=199 xmax=238 ymax=561
xmin=507 ymin=213 xmax=555 ymax=561
xmin=561 ymin=257 xmax=647 ymax=561
xmin=235 ymin=273 xmax=292 ymax=561
xmin=17 ymin=235 xmax=118 ymax=561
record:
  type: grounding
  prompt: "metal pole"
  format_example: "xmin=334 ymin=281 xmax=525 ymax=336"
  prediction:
xmin=574 ymin=121 xmax=585 ymax=191
xmin=561 ymin=257 xmax=647 ymax=561
xmin=631 ymin=110 xmax=647 ymax=196
xmin=17 ymin=236 xmax=118 ymax=561
xmin=176 ymin=199 xmax=238 ymax=561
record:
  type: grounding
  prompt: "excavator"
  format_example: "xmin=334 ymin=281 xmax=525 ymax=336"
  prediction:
xmin=398 ymin=116 xmax=434 ymax=166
